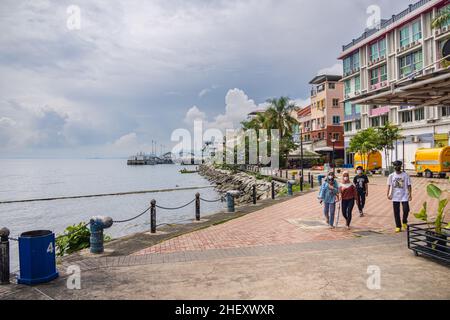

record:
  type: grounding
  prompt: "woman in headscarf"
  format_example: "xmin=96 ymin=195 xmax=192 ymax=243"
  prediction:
xmin=339 ymin=171 xmax=359 ymax=229
xmin=318 ymin=171 xmax=340 ymax=229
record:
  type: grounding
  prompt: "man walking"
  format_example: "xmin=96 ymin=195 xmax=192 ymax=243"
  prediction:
xmin=353 ymin=166 xmax=369 ymax=217
xmin=387 ymin=160 xmax=412 ymax=233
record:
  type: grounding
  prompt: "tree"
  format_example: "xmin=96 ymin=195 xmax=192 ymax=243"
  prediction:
xmin=376 ymin=122 xmax=403 ymax=171
xmin=432 ymin=5 xmax=450 ymax=68
xmin=265 ymin=97 xmax=298 ymax=167
xmin=349 ymin=128 xmax=380 ymax=172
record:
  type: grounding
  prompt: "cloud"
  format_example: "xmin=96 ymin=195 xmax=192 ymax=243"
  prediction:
xmin=184 ymin=106 xmax=206 ymax=125
xmin=198 ymin=88 xmax=211 ymax=98
xmin=317 ymin=63 xmax=343 ymax=76
xmin=114 ymin=132 xmax=138 ymax=148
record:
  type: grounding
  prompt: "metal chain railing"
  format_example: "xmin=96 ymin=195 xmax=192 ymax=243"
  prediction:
xmin=155 ymin=198 xmax=196 ymax=210
xmin=113 ymin=207 xmax=151 ymax=224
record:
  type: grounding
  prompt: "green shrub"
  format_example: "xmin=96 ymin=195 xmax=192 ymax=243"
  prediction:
xmin=56 ymin=222 xmax=111 ymax=257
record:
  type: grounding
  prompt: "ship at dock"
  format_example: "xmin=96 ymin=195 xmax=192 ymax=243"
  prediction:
xmin=127 ymin=152 xmax=174 ymax=165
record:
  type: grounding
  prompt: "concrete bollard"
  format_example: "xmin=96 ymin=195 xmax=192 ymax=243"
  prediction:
xmin=150 ymin=200 xmax=156 ymax=233
xmin=195 ymin=193 xmax=201 ymax=221
xmin=287 ymin=180 xmax=296 ymax=196
xmin=89 ymin=217 xmax=113 ymax=254
xmin=252 ymin=185 xmax=257 ymax=205
xmin=0 ymin=228 xmax=10 ymax=285
xmin=226 ymin=190 xmax=240 ymax=213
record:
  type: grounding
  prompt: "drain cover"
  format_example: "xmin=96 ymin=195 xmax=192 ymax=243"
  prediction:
xmin=286 ymin=219 xmax=329 ymax=229
xmin=353 ymin=230 xmax=381 ymax=236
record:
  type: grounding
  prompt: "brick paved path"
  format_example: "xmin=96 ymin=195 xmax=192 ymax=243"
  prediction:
xmin=135 ymin=176 xmax=449 ymax=256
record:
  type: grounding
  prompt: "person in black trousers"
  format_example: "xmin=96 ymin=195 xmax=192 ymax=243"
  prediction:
xmin=339 ymin=171 xmax=359 ymax=229
xmin=353 ymin=166 xmax=369 ymax=217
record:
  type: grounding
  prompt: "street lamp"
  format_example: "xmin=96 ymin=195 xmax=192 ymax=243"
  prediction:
xmin=331 ymin=138 xmax=337 ymax=173
xmin=300 ymin=128 xmax=304 ymax=180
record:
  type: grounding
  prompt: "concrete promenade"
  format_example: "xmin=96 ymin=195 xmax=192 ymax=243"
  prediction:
xmin=1 ymin=175 xmax=449 ymax=300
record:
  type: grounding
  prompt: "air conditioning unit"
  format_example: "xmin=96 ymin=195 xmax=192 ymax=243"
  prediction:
xmin=397 ymin=48 xmax=401 ymax=53
xmin=412 ymin=136 xmax=420 ymax=143
xmin=435 ymin=29 xmax=440 ymax=36
xmin=355 ymin=91 xmax=361 ymax=96
xmin=443 ymin=26 xmax=449 ymax=32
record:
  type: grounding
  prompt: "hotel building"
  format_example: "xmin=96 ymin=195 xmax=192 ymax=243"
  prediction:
xmin=339 ymin=0 xmax=450 ymax=169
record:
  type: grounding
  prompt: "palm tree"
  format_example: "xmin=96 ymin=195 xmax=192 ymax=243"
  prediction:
xmin=265 ymin=97 xmax=298 ymax=167
xmin=376 ymin=122 xmax=403 ymax=172
xmin=432 ymin=5 xmax=450 ymax=29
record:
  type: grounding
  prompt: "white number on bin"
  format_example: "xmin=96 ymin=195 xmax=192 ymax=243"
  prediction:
xmin=47 ymin=242 xmax=54 ymax=254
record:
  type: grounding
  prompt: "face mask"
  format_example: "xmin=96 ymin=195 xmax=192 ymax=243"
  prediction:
xmin=328 ymin=175 xmax=334 ymax=181
xmin=357 ymin=170 xmax=362 ymax=175
xmin=395 ymin=166 xmax=402 ymax=172
xmin=343 ymin=177 xmax=350 ymax=182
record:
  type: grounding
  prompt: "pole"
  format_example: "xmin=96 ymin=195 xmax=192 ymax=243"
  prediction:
xmin=252 ymin=185 xmax=257 ymax=205
xmin=402 ymin=140 xmax=405 ymax=172
xmin=150 ymin=200 xmax=156 ymax=233
xmin=195 ymin=193 xmax=200 ymax=221
xmin=300 ymin=128 xmax=304 ymax=180
xmin=0 ymin=228 xmax=10 ymax=285
xmin=271 ymin=181 xmax=275 ymax=199
xmin=332 ymin=141 xmax=335 ymax=173
xmin=300 ymin=176 xmax=304 ymax=192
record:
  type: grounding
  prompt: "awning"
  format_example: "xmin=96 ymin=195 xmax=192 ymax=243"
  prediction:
xmin=347 ymin=68 xmax=450 ymax=106
xmin=288 ymin=149 xmax=321 ymax=159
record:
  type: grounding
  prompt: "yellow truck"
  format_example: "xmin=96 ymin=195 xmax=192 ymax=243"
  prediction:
xmin=413 ymin=147 xmax=450 ymax=178
xmin=354 ymin=151 xmax=382 ymax=173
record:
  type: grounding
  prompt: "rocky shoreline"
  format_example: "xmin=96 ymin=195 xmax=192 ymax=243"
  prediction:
xmin=199 ymin=164 xmax=285 ymax=204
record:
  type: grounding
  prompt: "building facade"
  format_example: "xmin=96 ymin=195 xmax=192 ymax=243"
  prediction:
xmin=297 ymin=75 xmax=345 ymax=162
xmin=339 ymin=0 xmax=450 ymax=169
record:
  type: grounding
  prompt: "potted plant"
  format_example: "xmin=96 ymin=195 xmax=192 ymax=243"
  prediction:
xmin=412 ymin=183 xmax=449 ymax=256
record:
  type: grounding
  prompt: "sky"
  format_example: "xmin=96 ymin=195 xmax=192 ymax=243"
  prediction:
xmin=0 ymin=0 xmax=414 ymax=158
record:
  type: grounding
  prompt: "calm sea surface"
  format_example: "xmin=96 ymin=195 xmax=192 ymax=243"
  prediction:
xmin=0 ymin=159 xmax=223 ymax=270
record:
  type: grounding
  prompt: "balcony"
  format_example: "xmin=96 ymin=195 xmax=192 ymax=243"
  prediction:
xmin=370 ymin=106 xmax=390 ymax=117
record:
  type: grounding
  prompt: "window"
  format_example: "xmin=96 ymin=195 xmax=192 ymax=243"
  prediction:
xmin=370 ymin=38 xmax=386 ymax=62
xmin=355 ymin=105 xmax=361 ymax=114
xmin=354 ymin=75 xmax=361 ymax=92
xmin=370 ymin=65 xmax=387 ymax=85
xmin=399 ymin=50 xmax=422 ymax=78
xmin=344 ymin=80 xmax=351 ymax=95
xmin=328 ymin=83 xmax=335 ymax=89
xmin=381 ymin=115 xmax=389 ymax=126
xmin=355 ymin=119 xmax=361 ymax=130
xmin=371 ymin=117 xmax=380 ymax=127
xmin=414 ymin=107 xmax=424 ymax=121
xmin=332 ymin=99 xmax=339 ymax=107
xmin=344 ymin=122 xmax=352 ymax=132
xmin=412 ymin=21 xmax=422 ymax=42
xmin=442 ymin=106 xmax=450 ymax=117
xmin=343 ymin=51 xmax=360 ymax=75
xmin=344 ymin=102 xmax=352 ymax=116
xmin=400 ymin=26 xmax=410 ymax=47
xmin=332 ymin=116 xmax=341 ymax=125
xmin=332 ymin=133 xmax=340 ymax=141
xmin=400 ymin=20 xmax=422 ymax=47
xmin=400 ymin=111 xmax=413 ymax=123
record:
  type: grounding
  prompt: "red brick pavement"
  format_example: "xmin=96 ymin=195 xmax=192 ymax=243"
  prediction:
xmin=134 ymin=177 xmax=449 ymax=256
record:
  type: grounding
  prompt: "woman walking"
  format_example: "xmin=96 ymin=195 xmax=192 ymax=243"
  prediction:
xmin=339 ymin=171 xmax=359 ymax=230
xmin=318 ymin=171 xmax=340 ymax=229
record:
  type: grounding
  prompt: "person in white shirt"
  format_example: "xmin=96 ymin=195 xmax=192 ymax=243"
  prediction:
xmin=387 ymin=161 xmax=412 ymax=233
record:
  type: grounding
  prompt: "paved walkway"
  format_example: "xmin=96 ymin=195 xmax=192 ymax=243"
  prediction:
xmin=135 ymin=176 xmax=448 ymax=255
xmin=2 ymin=233 xmax=449 ymax=300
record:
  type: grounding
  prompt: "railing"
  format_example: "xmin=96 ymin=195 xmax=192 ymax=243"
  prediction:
xmin=342 ymin=0 xmax=432 ymax=52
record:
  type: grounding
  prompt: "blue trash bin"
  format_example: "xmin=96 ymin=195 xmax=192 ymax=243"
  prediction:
xmin=17 ymin=230 xmax=59 ymax=285
xmin=318 ymin=175 xmax=326 ymax=186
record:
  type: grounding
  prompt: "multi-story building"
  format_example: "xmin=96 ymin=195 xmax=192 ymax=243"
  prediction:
xmin=339 ymin=0 xmax=450 ymax=169
xmin=297 ymin=74 xmax=344 ymax=162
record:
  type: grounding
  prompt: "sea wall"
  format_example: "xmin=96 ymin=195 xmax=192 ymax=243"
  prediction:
xmin=199 ymin=165 xmax=285 ymax=204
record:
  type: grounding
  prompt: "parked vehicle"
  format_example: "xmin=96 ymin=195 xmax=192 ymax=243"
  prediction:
xmin=353 ymin=151 xmax=382 ymax=173
xmin=413 ymin=147 xmax=450 ymax=178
